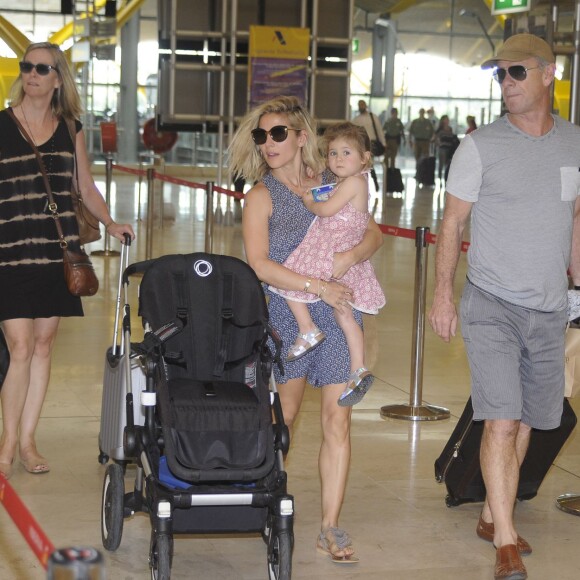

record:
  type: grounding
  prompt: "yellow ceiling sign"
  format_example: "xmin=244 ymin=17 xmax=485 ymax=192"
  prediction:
xmin=249 ymin=26 xmax=310 ymax=60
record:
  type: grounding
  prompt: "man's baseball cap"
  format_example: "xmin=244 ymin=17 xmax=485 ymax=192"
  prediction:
xmin=481 ymin=33 xmax=555 ymax=69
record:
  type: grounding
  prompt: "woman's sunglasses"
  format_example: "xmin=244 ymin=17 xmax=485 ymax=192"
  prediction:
xmin=251 ymin=125 xmax=300 ymax=145
xmin=19 ymin=61 xmax=58 ymax=76
xmin=493 ymin=65 xmax=538 ymax=84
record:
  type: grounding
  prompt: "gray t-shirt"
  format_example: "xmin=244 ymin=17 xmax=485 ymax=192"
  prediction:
xmin=446 ymin=114 xmax=580 ymax=312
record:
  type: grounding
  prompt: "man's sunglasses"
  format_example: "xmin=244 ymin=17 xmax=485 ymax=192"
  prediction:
xmin=19 ymin=61 xmax=58 ymax=76
xmin=493 ymin=65 xmax=539 ymax=84
xmin=251 ymin=125 xmax=301 ymax=145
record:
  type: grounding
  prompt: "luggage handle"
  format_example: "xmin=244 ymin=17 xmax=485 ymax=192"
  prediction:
xmin=112 ymin=234 xmax=132 ymax=356
xmin=437 ymin=409 xmax=474 ymax=483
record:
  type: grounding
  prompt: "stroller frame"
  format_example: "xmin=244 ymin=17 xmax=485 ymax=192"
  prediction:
xmin=100 ymin=253 xmax=293 ymax=580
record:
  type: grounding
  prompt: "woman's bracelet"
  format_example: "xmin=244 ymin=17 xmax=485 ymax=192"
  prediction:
xmin=104 ymin=220 xmax=115 ymax=231
xmin=303 ymin=277 xmax=312 ymax=292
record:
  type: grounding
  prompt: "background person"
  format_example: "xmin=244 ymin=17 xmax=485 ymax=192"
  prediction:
xmin=409 ymin=107 xmax=435 ymax=167
xmin=382 ymin=107 xmax=406 ymax=169
xmin=434 ymin=115 xmax=458 ymax=182
xmin=0 ymin=42 xmax=135 ymax=479
xmin=229 ymin=96 xmax=383 ymax=564
xmin=428 ymin=34 xmax=580 ymax=580
xmin=352 ymin=99 xmax=385 ymax=192
xmin=427 ymin=106 xmax=438 ymax=129
xmin=465 ymin=115 xmax=478 ymax=134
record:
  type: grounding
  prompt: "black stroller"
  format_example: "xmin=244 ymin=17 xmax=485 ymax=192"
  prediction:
xmin=100 ymin=252 xmax=293 ymax=580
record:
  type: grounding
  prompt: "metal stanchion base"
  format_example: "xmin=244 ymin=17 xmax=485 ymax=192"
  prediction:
xmin=91 ymin=249 xmax=120 ymax=257
xmin=556 ymin=493 xmax=580 ymax=515
xmin=380 ymin=403 xmax=450 ymax=421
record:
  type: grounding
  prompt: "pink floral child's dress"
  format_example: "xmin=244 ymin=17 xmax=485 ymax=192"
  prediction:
xmin=269 ymin=179 xmax=386 ymax=314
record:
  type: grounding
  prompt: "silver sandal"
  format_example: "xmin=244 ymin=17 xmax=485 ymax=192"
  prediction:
xmin=338 ymin=367 xmax=374 ymax=407
xmin=316 ymin=527 xmax=359 ymax=564
xmin=286 ymin=327 xmax=326 ymax=362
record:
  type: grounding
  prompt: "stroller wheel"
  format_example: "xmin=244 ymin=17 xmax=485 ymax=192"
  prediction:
xmin=267 ymin=531 xmax=292 ymax=580
xmin=150 ymin=532 xmax=173 ymax=580
xmin=261 ymin=513 xmax=273 ymax=545
xmin=101 ymin=463 xmax=124 ymax=551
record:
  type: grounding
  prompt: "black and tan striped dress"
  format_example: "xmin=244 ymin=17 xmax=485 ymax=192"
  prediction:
xmin=0 ymin=107 xmax=84 ymax=320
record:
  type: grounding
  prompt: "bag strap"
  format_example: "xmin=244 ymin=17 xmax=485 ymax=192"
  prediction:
xmin=6 ymin=107 xmax=68 ymax=247
xmin=212 ymin=272 xmax=235 ymax=377
xmin=369 ymin=112 xmax=381 ymax=142
xmin=64 ymin=117 xmax=82 ymax=197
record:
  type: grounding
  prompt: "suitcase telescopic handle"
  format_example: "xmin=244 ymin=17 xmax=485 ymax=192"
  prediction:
xmin=112 ymin=236 xmax=132 ymax=356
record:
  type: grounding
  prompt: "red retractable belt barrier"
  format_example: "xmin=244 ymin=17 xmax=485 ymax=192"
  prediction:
xmin=0 ymin=474 xmax=55 ymax=569
xmin=111 ymin=164 xmax=470 ymax=250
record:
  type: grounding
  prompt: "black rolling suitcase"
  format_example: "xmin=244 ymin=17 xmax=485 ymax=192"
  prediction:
xmin=386 ymin=167 xmax=404 ymax=193
xmin=416 ymin=156 xmax=436 ymax=186
xmin=434 ymin=398 xmax=577 ymax=507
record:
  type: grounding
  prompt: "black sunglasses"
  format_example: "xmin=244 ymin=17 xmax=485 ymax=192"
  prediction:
xmin=493 ymin=65 xmax=539 ymax=84
xmin=19 ymin=61 xmax=58 ymax=76
xmin=251 ymin=125 xmax=300 ymax=145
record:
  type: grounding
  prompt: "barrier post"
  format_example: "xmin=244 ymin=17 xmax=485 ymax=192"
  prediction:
xmin=92 ymin=155 xmax=120 ymax=257
xmin=146 ymin=168 xmax=155 ymax=260
xmin=205 ymin=181 xmax=214 ymax=254
xmin=380 ymin=226 xmax=450 ymax=421
xmin=224 ymin=195 xmax=234 ymax=226
xmin=556 ymin=493 xmax=580 ymax=516
xmin=137 ymin=153 xmax=148 ymax=221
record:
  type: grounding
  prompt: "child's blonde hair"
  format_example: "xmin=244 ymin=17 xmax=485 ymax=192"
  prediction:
xmin=321 ymin=122 xmax=373 ymax=170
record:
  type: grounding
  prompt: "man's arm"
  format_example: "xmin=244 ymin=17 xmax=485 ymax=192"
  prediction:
xmin=428 ymin=193 xmax=472 ymax=342
xmin=569 ymin=196 xmax=580 ymax=286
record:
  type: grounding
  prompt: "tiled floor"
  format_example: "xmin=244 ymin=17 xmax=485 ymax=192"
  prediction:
xmin=1 ymin=157 xmax=579 ymax=579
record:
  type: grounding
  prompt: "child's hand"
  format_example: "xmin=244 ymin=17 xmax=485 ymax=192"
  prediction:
xmin=332 ymin=251 xmax=354 ymax=280
xmin=302 ymin=189 xmax=315 ymax=209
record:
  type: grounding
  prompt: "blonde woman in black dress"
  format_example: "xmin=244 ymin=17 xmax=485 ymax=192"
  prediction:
xmin=0 ymin=42 xmax=134 ymax=479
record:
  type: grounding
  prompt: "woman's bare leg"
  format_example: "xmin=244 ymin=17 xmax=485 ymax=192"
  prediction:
xmin=18 ymin=317 xmax=60 ymax=466
xmin=319 ymin=383 xmax=354 ymax=557
xmin=0 ymin=319 xmax=36 ymax=465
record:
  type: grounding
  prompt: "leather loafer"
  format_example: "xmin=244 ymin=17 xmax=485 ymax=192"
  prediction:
xmin=495 ymin=544 xmax=527 ymax=580
xmin=477 ymin=515 xmax=532 ymax=555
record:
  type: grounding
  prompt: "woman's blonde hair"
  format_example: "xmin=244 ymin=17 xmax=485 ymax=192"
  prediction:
xmin=228 ymin=96 xmax=325 ymax=184
xmin=321 ymin=122 xmax=373 ymax=171
xmin=10 ymin=42 xmax=83 ymax=121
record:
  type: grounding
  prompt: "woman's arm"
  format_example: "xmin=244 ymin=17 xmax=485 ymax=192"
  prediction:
xmin=74 ymin=129 xmax=135 ymax=241
xmin=243 ymin=183 xmax=352 ymax=307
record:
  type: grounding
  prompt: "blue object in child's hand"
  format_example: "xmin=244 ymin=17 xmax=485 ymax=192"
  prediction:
xmin=310 ymin=183 xmax=336 ymax=202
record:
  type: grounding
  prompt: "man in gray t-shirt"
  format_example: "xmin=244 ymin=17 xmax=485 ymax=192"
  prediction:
xmin=429 ymin=34 xmax=580 ymax=580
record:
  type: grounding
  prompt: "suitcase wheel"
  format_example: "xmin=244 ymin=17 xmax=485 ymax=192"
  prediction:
xmin=445 ymin=494 xmax=461 ymax=508
xmin=98 ymin=450 xmax=109 ymax=465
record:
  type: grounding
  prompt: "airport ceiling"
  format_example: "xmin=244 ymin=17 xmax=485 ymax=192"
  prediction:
xmin=353 ymin=0 xmax=577 ymax=68
xmin=0 ymin=0 xmax=576 ymax=70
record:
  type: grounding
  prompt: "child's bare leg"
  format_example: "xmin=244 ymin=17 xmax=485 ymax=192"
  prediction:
xmin=285 ymin=299 xmax=326 ymax=362
xmin=287 ymin=300 xmax=317 ymax=335
xmin=333 ymin=307 xmax=364 ymax=372
xmin=334 ymin=307 xmax=374 ymax=407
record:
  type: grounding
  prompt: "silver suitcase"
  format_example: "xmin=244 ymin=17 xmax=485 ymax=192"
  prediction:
xmin=98 ymin=239 xmax=146 ymax=463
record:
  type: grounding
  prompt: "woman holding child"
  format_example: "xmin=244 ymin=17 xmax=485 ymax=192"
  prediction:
xmin=229 ymin=96 xmax=383 ymax=563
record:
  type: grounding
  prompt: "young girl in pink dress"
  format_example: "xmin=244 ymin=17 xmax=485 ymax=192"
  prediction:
xmin=269 ymin=122 xmax=386 ymax=406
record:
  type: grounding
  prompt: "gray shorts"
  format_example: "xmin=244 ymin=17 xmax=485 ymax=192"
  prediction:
xmin=460 ymin=280 xmax=567 ymax=430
